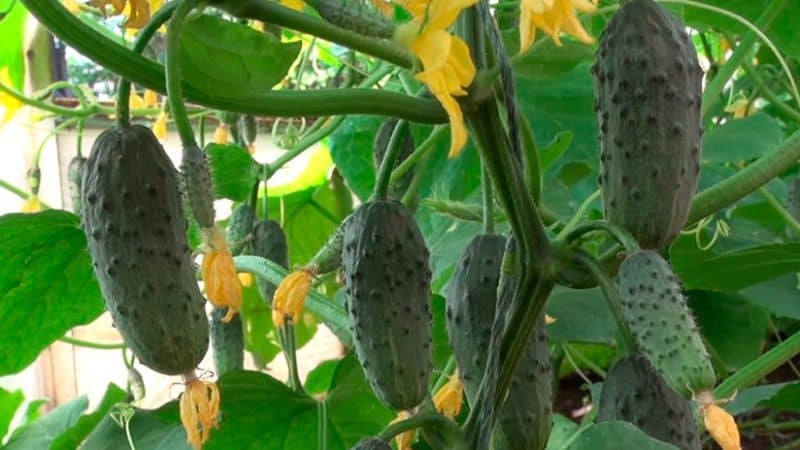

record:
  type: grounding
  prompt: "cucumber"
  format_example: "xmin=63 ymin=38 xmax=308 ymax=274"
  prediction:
xmin=68 ymin=155 xmax=87 ymax=214
xmin=252 ymin=219 xmax=289 ymax=304
xmin=226 ymin=203 xmax=256 ymax=256
xmin=82 ymin=125 xmax=208 ymax=375
xmin=210 ymin=306 xmax=244 ymax=377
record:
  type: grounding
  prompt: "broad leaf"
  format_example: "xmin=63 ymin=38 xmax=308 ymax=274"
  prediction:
xmin=741 ymin=274 xmax=800 ymax=320
xmin=82 ymin=406 xmax=190 ymax=450
xmin=0 ymin=387 xmax=24 ymax=442
xmin=546 ymin=414 xmax=580 ymax=450
xmin=181 ymin=14 xmax=301 ymax=96
xmin=567 ymin=421 xmax=680 ymax=450
xmin=206 ymin=143 xmax=260 ymax=202
xmin=51 ymin=384 xmax=127 ymax=450
xmin=703 ymin=113 xmax=783 ymax=163
xmin=727 ymin=382 xmax=791 ymax=415
xmin=0 ymin=211 xmax=104 ymax=375
xmin=548 ymin=287 xmax=616 ymax=344
xmin=758 ymin=383 xmax=800 ymax=412
xmin=4 ymin=396 xmax=87 ymax=450
xmin=305 ymin=359 xmax=340 ymax=395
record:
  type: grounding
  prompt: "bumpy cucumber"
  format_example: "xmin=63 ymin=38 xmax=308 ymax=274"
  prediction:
xmin=226 ymin=203 xmax=256 ymax=256
xmin=342 ymin=200 xmax=432 ymax=410
xmin=351 ymin=437 xmax=390 ymax=450
xmin=617 ymin=250 xmax=715 ymax=397
xmin=373 ymin=119 xmax=415 ymax=201
xmin=252 ymin=219 xmax=289 ymax=304
xmin=82 ymin=125 xmax=208 ymax=375
xmin=304 ymin=0 xmax=395 ymax=39
xmin=597 ymin=352 xmax=701 ymax=450
xmin=446 ymin=234 xmax=552 ymax=450
xmin=181 ymin=144 xmax=216 ymax=228
xmin=210 ymin=306 xmax=244 ymax=377
xmin=67 ymin=155 xmax=87 ymax=214
xmin=593 ymin=0 xmax=703 ymax=250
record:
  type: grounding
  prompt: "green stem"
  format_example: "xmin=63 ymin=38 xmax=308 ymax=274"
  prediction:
xmin=378 ymin=414 xmax=453 ymax=442
xmin=234 ymin=255 xmax=352 ymax=346
xmin=570 ymin=250 xmax=637 ymax=352
xmin=20 ymin=0 xmax=446 ymax=123
xmin=555 ymin=189 xmax=601 ymax=241
xmin=760 ymin=187 xmax=800 ymax=234
xmin=432 ymin=357 xmax=457 ymax=394
xmin=59 ymin=335 xmax=126 ymax=350
xmin=280 ymin=325 xmax=304 ymax=393
xmin=563 ymin=343 xmax=607 ymax=378
xmin=373 ymin=120 xmax=409 ymax=200
xmin=482 ymin=161 xmax=494 ymax=234
xmin=565 ymin=221 xmax=640 ymax=254
xmin=389 ymin=125 xmax=447 ymax=185
xmin=209 ymin=0 xmax=412 ymax=68
xmin=520 ymin=113 xmax=541 ymax=205
xmin=692 ymin=0 xmax=787 ymax=117
xmin=742 ymin=60 xmax=800 ymax=123
xmin=166 ymin=0 xmax=200 ymax=147
xmin=687 ymin=128 xmax=800 ymax=224
xmin=400 ymin=147 xmax=429 ymax=210
xmin=33 ymin=118 xmax=78 ymax=169
xmin=422 ymin=198 xmax=506 ymax=223
xmin=713 ymin=329 xmax=800 ymax=399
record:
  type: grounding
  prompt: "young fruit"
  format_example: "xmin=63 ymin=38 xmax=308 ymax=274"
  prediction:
xmin=617 ymin=250 xmax=716 ymax=397
xmin=210 ymin=306 xmax=244 ymax=377
xmin=593 ymin=0 xmax=703 ymax=250
xmin=226 ymin=203 xmax=256 ymax=256
xmin=446 ymin=235 xmax=552 ymax=450
xmin=351 ymin=437 xmax=391 ymax=450
xmin=252 ymin=219 xmax=289 ymax=304
xmin=342 ymin=200 xmax=432 ymax=410
xmin=304 ymin=0 xmax=395 ymax=39
xmin=597 ymin=352 xmax=701 ymax=450
xmin=81 ymin=125 xmax=208 ymax=375
xmin=67 ymin=155 xmax=87 ymax=214
xmin=373 ymin=119 xmax=415 ymax=201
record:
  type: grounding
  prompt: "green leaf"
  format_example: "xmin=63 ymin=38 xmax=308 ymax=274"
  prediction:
xmin=51 ymin=384 xmax=127 ymax=450
xmin=206 ymin=143 xmax=260 ymax=202
xmin=688 ymin=291 xmax=769 ymax=371
xmin=539 ymin=131 xmax=574 ymax=173
xmin=546 ymin=414 xmax=580 ymax=450
xmin=4 ymin=395 xmax=88 ymax=450
xmin=0 ymin=211 xmax=104 ymax=375
xmin=670 ymin=238 xmax=800 ymax=292
xmin=510 ymin=38 xmax=595 ymax=81
xmin=0 ymin=0 xmax=27 ymax=89
xmin=703 ymin=113 xmax=784 ymax=163
xmin=758 ymin=382 xmax=800 ymax=412
xmin=82 ymin=406 xmax=190 ymax=450
xmin=741 ymin=274 xmax=800 ymax=320
xmin=548 ymin=287 xmax=616 ymax=344
xmin=305 ymin=359 xmax=340 ymax=395
xmin=323 ymin=354 xmax=394 ymax=448
xmin=180 ymin=14 xmax=301 ymax=96
xmin=240 ymin=282 xmax=282 ymax=368
xmin=329 ymin=116 xmax=382 ymax=201
xmin=727 ymin=382 xmax=790 ymax=415
xmin=567 ymin=421 xmax=680 ymax=450
xmin=430 ymin=294 xmax=451 ymax=371
xmin=0 ymin=388 xmax=24 ymax=442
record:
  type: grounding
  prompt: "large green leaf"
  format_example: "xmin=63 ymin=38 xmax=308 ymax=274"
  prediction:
xmin=180 ymin=14 xmax=301 ymax=96
xmin=4 ymin=396 xmax=87 ymax=450
xmin=0 ymin=388 xmax=24 ymax=442
xmin=547 ymin=287 xmax=616 ymax=344
xmin=741 ymin=274 xmax=800 ymax=320
xmin=206 ymin=143 xmax=260 ymax=202
xmin=0 ymin=0 xmax=26 ymax=89
xmin=0 ymin=211 xmax=104 ymax=375
xmin=507 ymin=36 xmax=595 ymax=81
xmin=328 ymin=116 xmax=382 ymax=201
xmin=566 ymin=421 xmax=679 ymax=450
xmin=727 ymin=382 xmax=790 ymax=415
xmin=51 ymin=384 xmax=127 ymax=450
xmin=758 ymin=383 xmax=800 ymax=412
xmin=670 ymin=236 xmax=800 ymax=292
xmin=82 ymin=406 xmax=190 ymax=450
xmin=703 ymin=113 xmax=784 ymax=163
xmin=688 ymin=291 xmax=769 ymax=372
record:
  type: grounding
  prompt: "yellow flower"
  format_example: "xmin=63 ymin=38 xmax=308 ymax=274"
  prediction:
xmin=214 ymin=124 xmax=229 ymax=145
xmin=281 ymin=0 xmax=304 ymax=11
xmin=702 ymin=402 xmax=741 ymax=450
xmin=152 ymin=111 xmax=168 ymax=141
xmin=62 ymin=0 xmax=85 ymax=13
xmin=143 ymin=89 xmax=159 ymax=108
xmin=392 ymin=411 xmax=415 ymax=450
xmin=725 ymin=96 xmax=756 ymax=119
xmin=238 ymin=272 xmax=254 ymax=287
xmin=519 ymin=0 xmax=597 ymax=54
xmin=129 ymin=89 xmax=145 ymax=112
xmin=91 ymin=0 xmax=162 ymax=28
xmin=21 ymin=196 xmax=42 ymax=213
xmin=202 ymin=227 xmax=242 ymax=322
xmin=271 ymin=269 xmax=314 ymax=327
xmin=433 ymin=370 xmax=464 ymax=418
xmin=395 ymin=0 xmax=478 ymax=159
xmin=0 ymin=67 xmax=24 ymax=127
xmin=179 ymin=376 xmax=220 ymax=450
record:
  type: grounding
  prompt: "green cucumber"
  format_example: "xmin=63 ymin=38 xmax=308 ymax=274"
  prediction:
xmin=67 ymin=155 xmax=87 ymax=214
xmin=617 ymin=250 xmax=716 ymax=397
xmin=304 ymin=0 xmax=395 ymax=39
xmin=181 ymin=144 xmax=216 ymax=229
xmin=252 ymin=219 xmax=289 ymax=304
xmin=598 ymin=352 xmax=701 ymax=450
xmin=342 ymin=200 xmax=432 ymax=410
xmin=210 ymin=306 xmax=244 ymax=376
xmin=82 ymin=125 xmax=208 ymax=375
xmin=226 ymin=204 xmax=256 ymax=256
xmin=593 ymin=0 xmax=703 ymax=250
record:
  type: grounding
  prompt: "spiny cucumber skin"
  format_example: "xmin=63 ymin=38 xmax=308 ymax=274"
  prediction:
xmin=447 ymin=235 xmax=552 ymax=450
xmin=226 ymin=204 xmax=256 ymax=256
xmin=181 ymin=144 xmax=216 ymax=229
xmin=373 ymin=120 xmax=415 ymax=201
xmin=305 ymin=0 xmax=395 ymax=39
xmin=618 ymin=250 xmax=715 ymax=397
xmin=68 ymin=155 xmax=87 ymax=214
xmin=210 ymin=306 xmax=244 ymax=377
xmin=598 ymin=353 xmax=701 ymax=450
xmin=342 ymin=200 xmax=432 ymax=411
xmin=593 ymin=0 xmax=703 ymax=250
xmin=82 ymin=125 xmax=208 ymax=375
xmin=251 ymin=219 xmax=289 ymax=305
xmin=351 ymin=437 xmax=391 ymax=450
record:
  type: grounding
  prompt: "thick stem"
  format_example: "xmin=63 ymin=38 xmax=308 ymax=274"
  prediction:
xmin=564 ymin=221 xmax=640 ymax=254
xmin=20 ymin=0 xmax=446 ymax=123
xmin=482 ymin=161 xmax=494 ymax=234
xmin=373 ymin=120 xmax=409 ymax=200
xmin=389 ymin=125 xmax=447 ymax=184
xmin=166 ymin=0 xmax=200 ymax=147
xmin=760 ymin=187 xmax=800 ymax=235
xmin=688 ymin=128 xmax=800 ymax=224
xmin=555 ymin=189 xmax=601 ymax=241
